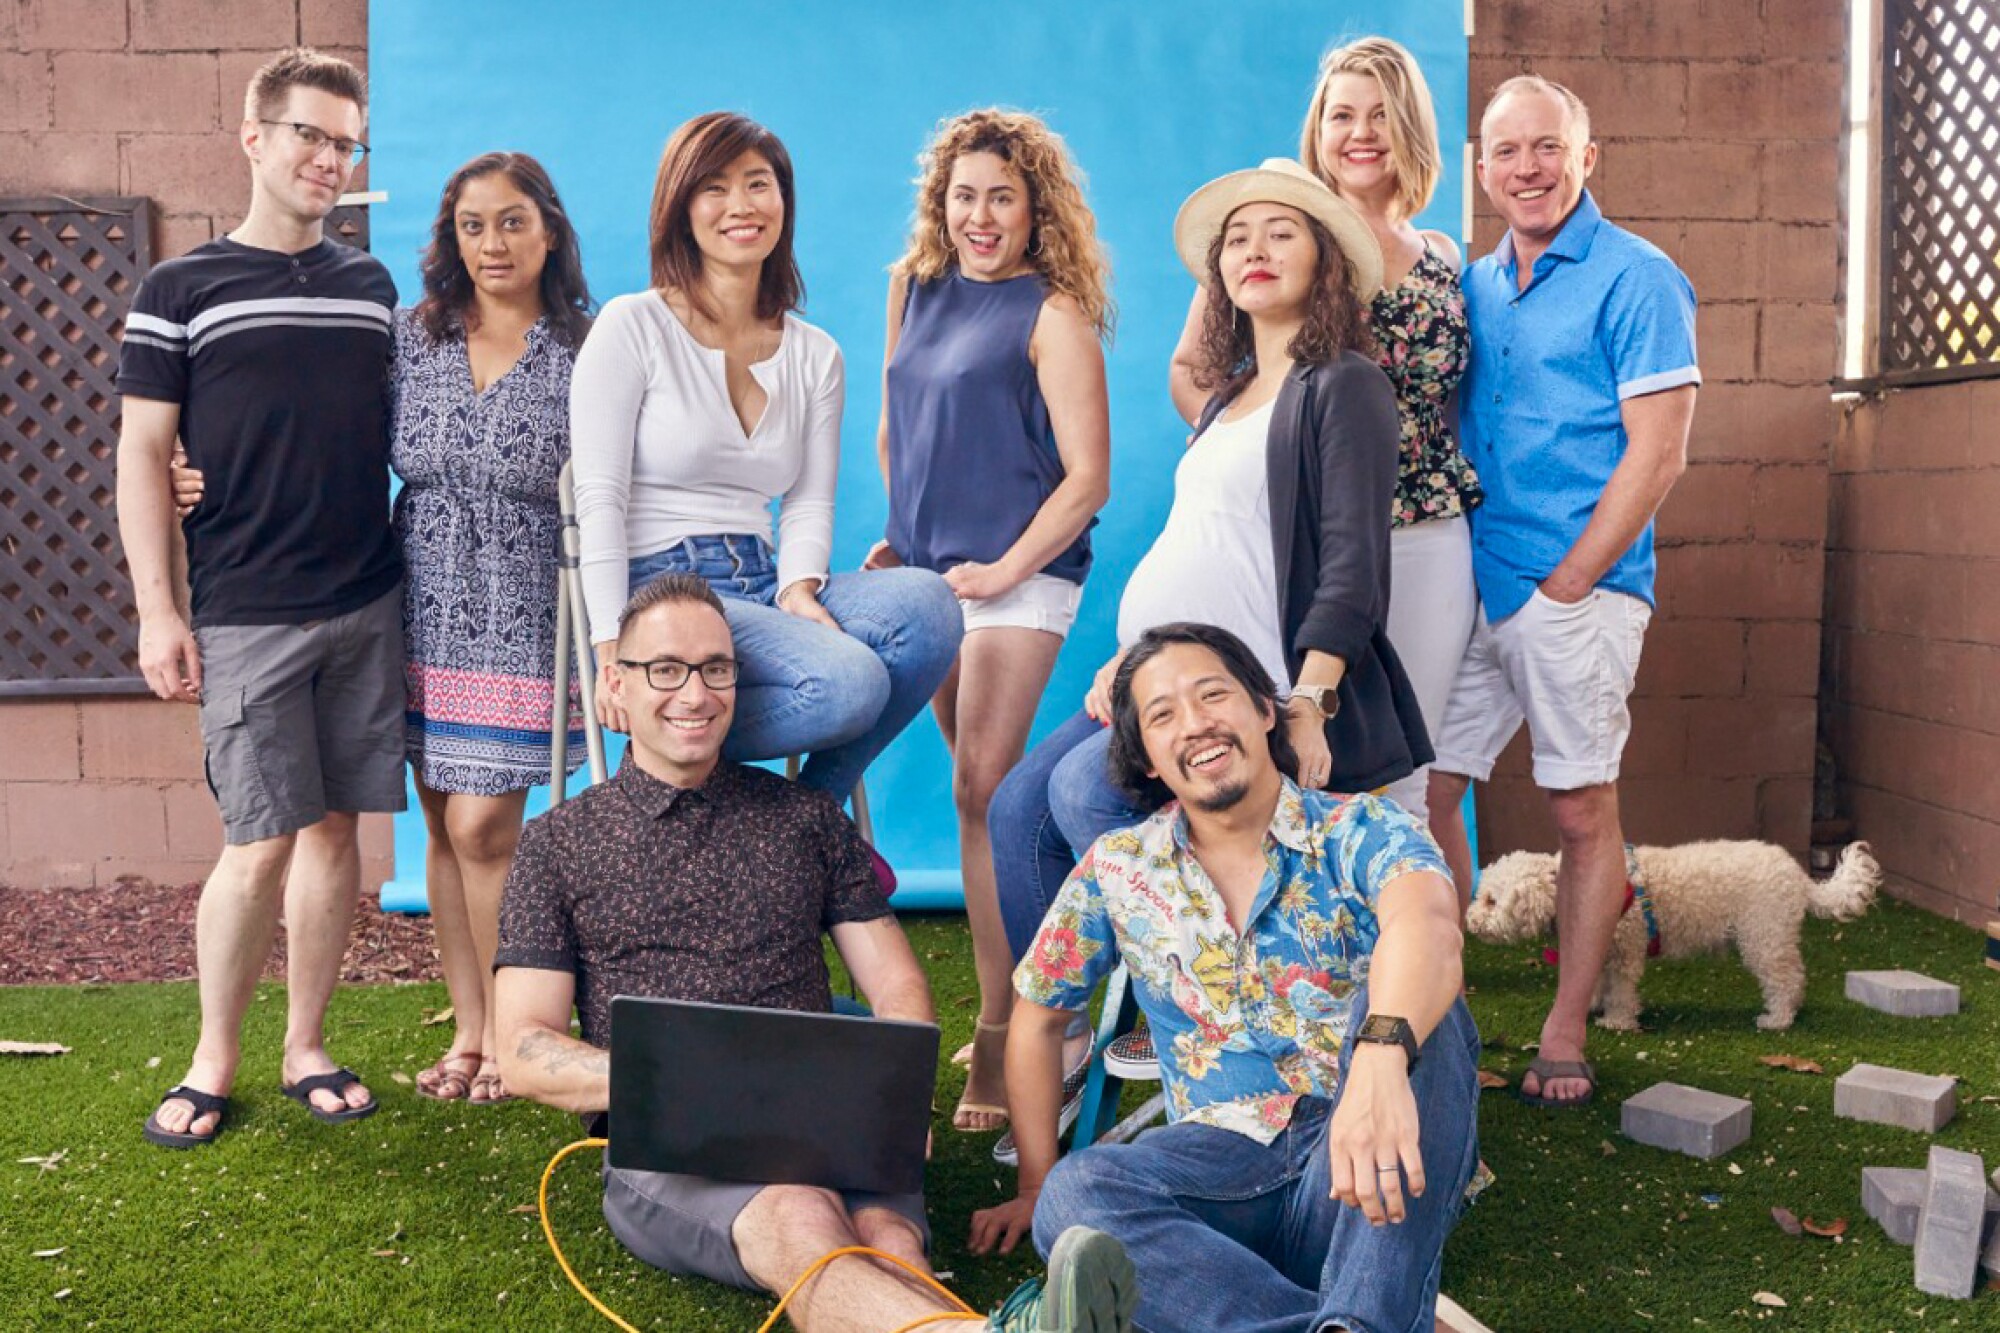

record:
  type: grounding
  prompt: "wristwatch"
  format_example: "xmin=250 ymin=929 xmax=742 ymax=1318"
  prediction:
xmin=1293 ymin=684 xmax=1340 ymax=720
xmin=1352 ymin=1014 xmax=1420 ymax=1067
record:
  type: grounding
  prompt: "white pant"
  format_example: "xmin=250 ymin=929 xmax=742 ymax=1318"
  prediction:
xmin=1380 ymin=517 xmax=1478 ymax=819
xmin=1432 ymin=588 xmax=1652 ymax=791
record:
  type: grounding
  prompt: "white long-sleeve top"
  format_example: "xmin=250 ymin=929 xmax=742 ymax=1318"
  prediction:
xmin=569 ymin=291 xmax=845 ymax=637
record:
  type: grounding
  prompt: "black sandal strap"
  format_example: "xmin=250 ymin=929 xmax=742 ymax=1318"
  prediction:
xmin=285 ymin=1066 xmax=361 ymax=1100
xmin=161 ymin=1084 xmax=229 ymax=1116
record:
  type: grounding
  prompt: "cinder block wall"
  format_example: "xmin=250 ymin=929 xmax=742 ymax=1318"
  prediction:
xmin=1466 ymin=0 xmax=1845 ymax=860
xmin=0 ymin=0 xmax=389 ymax=890
xmin=1827 ymin=381 xmax=2000 ymax=923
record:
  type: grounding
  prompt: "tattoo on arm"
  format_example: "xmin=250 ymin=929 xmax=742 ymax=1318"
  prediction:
xmin=519 ymin=1027 xmax=609 ymax=1078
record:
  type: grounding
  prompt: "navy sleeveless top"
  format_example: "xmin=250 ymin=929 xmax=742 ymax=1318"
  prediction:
xmin=884 ymin=270 xmax=1091 ymax=585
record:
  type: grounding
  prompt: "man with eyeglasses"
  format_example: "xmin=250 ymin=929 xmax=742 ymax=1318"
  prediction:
xmin=1426 ymin=75 xmax=1700 ymax=1111
xmin=117 ymin=47 xmax=403 ymax=1147
xmin=490 ymin=572 xmax=1133 ymax=1332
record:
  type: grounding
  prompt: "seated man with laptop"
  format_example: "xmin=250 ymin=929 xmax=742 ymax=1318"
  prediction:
xmin=971 ymin=623 xmax=1481 ymax=1333
xmin=493 ymin=572 xmax=1136 ymax=1333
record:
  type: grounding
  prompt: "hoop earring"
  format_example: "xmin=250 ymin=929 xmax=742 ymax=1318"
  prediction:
xmin=939 ymin=224 xmax=953 ymax=253
xmin=1027 ymin=229 xmax=1044 ymax=258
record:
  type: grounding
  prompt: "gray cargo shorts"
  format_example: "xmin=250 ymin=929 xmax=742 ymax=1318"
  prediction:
xmin=601 ymin=1162 xmax=929 ymax=1291
xmin=194 ymin=584 xmax=408 ymax=845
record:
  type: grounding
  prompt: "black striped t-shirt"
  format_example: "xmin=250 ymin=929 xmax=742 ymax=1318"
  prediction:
xmin=118 ymin=236 xmax=402 ymax=626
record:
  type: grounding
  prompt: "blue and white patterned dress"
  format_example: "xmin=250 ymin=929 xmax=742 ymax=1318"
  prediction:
xmin=392 ymin=308 xmax=583 ymax=795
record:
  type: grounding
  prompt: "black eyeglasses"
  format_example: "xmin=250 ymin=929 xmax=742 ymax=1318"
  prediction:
xmin=616 ymin=656 xmax=741 ymax=691
xmin=261 ymin=119 xmax=369 ymax=165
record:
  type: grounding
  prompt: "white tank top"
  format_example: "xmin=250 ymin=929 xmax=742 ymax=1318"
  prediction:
xmin=1116 ymin=400 xmax=1289 ymax=687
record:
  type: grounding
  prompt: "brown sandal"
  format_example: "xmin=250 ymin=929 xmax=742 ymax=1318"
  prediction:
xmin=415 ymin=1051 xmax=481 ymax=1102
xmin=467 ymin=1063 xmax=518 ymax=1106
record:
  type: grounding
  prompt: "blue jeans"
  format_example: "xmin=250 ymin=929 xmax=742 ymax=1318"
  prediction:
xmin=1033 ymin=992 xmax=1483 ymax=1333
xmin=629 ymin=536 xmax=962 ymax=800
xmin=989 ymin=709 xmax=1146 ymax=960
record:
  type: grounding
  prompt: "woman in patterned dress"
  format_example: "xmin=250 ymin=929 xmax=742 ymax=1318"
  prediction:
xmin=1170 ymin=35 xmax=1476 ymax=822
xmin=393 ymin=153 xmax=593 ymax=1104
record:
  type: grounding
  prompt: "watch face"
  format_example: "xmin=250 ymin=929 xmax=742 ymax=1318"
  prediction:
xmin=1359 ymin=1015 xmax=1400 ymax=1040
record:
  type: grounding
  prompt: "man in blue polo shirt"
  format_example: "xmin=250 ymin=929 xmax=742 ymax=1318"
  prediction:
xmin=1428 ymin=76 xmax=1699 ymax=1110
xmin=116 ymin=48 xmax=403 ymax=1147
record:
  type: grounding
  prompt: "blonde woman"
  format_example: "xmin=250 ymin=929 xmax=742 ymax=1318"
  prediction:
xmin=1170 ymin=36 xmax=1476 ymax=821
xmin=869 ymin=109 xmax=1112 ymax=1135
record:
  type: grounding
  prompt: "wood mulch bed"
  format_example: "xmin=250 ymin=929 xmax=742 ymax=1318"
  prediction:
xmin=0 ymin=879 xmax=444 ymax=987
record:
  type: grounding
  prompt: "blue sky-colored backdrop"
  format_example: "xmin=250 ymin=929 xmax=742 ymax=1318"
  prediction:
xmin=371 ymin=0 xmax=1468 ymax=907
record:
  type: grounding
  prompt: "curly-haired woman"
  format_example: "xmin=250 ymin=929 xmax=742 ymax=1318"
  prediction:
xmin=985 ymin=160 xmax=1432 ymax=1036
xmin=868 ymin=109 xmax=1113 ymax=1135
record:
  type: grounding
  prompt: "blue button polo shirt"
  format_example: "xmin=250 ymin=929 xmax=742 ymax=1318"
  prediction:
xmin=1460 ymin=191 xmax=1700 ymax=622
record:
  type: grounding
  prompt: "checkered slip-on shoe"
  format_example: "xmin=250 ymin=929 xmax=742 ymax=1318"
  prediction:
xmin=1101 ymin=1025 xmax=1159 ymax=1081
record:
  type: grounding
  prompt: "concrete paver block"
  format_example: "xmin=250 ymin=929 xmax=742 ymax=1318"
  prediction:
xmin=1834 ymin=1063 xmax=1956 ymax=1133
xmin=1621 ymin=1082 xmax=1753 ymax=1159
xmin=1916 ymin=1146 xmax=1988 ymax=1299
xmin=1845 ymin=970 xmax=1961 ymax=1017
xmin=1864 ymin=1166 xmax=1929 ymax=1245
xmin=1863 ymin=1166 xmax=2000 ymax=1247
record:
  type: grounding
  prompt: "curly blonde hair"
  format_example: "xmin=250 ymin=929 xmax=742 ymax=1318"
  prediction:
xmin=893 ymin=108 xmax=1114 ymax=339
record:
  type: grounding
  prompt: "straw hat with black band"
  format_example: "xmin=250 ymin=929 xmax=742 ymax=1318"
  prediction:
xmin=1172 ymin=156 xmax=1384 ymax=303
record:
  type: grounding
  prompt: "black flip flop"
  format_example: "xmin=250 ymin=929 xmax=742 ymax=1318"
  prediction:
xmin=143 ymin=1084 xmax=230 ymax=1149
xmin=1517 ymin=1057 xmax=1597 ymax=1109
xmin=281 ymin=1066 xmax=379 ymax=1124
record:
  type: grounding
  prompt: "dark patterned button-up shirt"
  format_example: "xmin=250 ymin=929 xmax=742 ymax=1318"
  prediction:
xmin=495 ymin=757 xmax=890 ymax=1048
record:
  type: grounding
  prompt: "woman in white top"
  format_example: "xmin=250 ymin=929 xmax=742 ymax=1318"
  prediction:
xmin=1169 ymin=37 xmax=1475 ymax=822
xmin=572 ymin=113 xmax=961 ymax=802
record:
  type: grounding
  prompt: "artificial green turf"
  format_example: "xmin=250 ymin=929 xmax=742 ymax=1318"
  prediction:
xmin=2 ymin=903 xmax=1996 ymax=1330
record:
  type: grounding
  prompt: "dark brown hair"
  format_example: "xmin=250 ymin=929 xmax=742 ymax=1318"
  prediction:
xmin=648 ymin=112 xmax=803 ymax=322
xmin=1191 ymin=212 xmax=1374 ymax=400
xmin=1106 ymin=622 xmax=1300 ymax=811
xmin=414 ymin=152 xmax=594 ymax=349
xmin=617 ymin=572 xmax=728 ymax=643
xmin=242 ymin=47 xmax=367 ymax=122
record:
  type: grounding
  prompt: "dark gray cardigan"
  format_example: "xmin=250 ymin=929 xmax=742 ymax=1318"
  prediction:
xmin=1195 ymin=351 xmax=1434 ymax=792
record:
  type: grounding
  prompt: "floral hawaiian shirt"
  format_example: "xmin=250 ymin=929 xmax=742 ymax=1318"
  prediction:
xmin=1014 ymin=780 xmax=1450 ymax=1143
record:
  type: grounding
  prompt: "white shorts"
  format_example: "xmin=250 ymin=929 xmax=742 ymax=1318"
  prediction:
xmin=958 ymin=572 xmax=1083 ymax=637
xmin=1431 ymin=588 xmax=1651 ymax=791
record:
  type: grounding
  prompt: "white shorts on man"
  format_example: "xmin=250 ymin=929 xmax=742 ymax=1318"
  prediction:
xmin=1429 ymin=588 xmax=1649 ymax=789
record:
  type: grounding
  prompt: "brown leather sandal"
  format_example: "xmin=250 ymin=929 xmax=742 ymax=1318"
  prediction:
xmin=415 ymin=1051 xmax=480 ymax=1102
xmin=467 ymin=1062 xmax=518 ymax=1106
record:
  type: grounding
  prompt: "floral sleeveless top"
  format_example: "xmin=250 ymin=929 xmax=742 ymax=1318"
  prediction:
xmin=1370 ymin=246 xmax=1478 ymax=527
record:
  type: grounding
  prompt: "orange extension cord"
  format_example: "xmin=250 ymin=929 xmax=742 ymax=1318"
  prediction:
xmin=539 ymin=1139 xmax=986 ymax=1333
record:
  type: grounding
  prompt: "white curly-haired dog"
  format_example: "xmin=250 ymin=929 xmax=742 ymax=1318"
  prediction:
xmin=1467 ymin=840 xmax=1879 ymax=1031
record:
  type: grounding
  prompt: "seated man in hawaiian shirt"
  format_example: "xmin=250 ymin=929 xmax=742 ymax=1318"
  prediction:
xmin=969 ymin=621 xmax=1482 ymax=1333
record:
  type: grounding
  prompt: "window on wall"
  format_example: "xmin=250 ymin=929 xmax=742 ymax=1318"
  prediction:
xmin=1858 ymin=0 xmax=2000 ymax=387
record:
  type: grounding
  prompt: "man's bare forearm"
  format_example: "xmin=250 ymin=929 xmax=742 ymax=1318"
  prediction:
xmin=116 ymin=439 xmax=184 ymax=622
xmin=1006 ymin=1001 xmax=1073 ymax=1192
xmin=504 ymin=1025 xmax=611 ymax=1115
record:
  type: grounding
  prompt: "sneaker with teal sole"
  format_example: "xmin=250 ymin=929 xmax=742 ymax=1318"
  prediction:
xmin=988 ymin=1226 xmax=1137 ymax=1332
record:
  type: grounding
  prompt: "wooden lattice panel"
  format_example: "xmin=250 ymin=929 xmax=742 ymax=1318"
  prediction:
xmin=1 ymin=197 xmax=152 ymax=695
xmin=1883 ymin=0 xmax=2000 ymax=384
